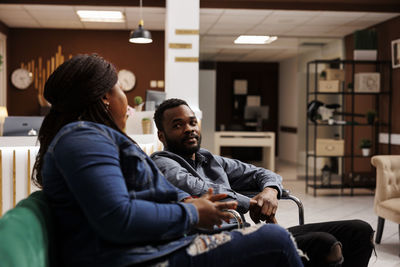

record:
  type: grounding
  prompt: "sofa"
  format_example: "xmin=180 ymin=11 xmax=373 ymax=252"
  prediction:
xmin=371 ymin=155 xmax=400 ymax=252
xmin=0 ymin=191 xmax=56 ymax=267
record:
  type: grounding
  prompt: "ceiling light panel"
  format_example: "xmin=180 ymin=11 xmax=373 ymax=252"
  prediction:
xmin=234 ymin=35 xmax=278 ymax=44
xmin=77 ymin=10 xmax=125 ymax=23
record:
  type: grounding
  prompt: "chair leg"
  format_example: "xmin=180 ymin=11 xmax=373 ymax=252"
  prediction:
xmin=375 ymin=217 xmax=385 ymax=244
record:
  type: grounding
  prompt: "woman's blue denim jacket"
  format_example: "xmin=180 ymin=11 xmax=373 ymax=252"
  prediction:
xmin=42 ymin=121 xmax=199 ymax=267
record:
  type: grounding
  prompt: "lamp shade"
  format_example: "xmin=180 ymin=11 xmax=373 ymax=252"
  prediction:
xmin=129 ymin=23 xmax=152 ymax=44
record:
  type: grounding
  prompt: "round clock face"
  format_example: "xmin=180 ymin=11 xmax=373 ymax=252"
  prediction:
xmin=11 ymin=68 xmax=33 ymax=90
xmin=118 ymin=69 xmax=136 ymax=92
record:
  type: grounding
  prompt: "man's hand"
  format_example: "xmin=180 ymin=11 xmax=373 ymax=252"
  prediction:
xmin=189 ymin=188 xmax=238 ymax=229
xmin=249 ymin=187 xmax=278 ymax=224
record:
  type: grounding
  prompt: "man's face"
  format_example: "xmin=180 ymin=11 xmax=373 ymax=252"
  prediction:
xmin=159 ymin=105 xmax=201 ymax=158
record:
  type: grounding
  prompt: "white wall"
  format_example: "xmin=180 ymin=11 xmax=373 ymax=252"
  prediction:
xmin=277 ymin=39 xmax=344 ymax=173
xmin=278 ymin=57 xmax=299 ymax=164
xmin=199 ymin=69 xmax=216 ymax=152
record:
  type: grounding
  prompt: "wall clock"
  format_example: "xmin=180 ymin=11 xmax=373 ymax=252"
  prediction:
xmin=11 ymin=68 xmax=33 ymax=90
xmin=118 ymin=69 xmax=136 ymax=92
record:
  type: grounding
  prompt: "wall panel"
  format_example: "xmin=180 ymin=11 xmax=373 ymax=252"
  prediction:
xmin=7 ymin=29 xmax=164 ymax=115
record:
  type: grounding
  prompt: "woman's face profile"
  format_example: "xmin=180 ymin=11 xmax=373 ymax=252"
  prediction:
xmin=104 ymin=81 xmax=128 ymax=130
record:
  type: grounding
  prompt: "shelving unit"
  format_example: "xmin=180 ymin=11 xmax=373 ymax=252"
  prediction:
xmin=305 ymin=59 xmax=392 ymax=196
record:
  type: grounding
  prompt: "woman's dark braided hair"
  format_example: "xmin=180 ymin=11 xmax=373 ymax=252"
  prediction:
xmin=32 ymin=54 xmax=126 ymax=187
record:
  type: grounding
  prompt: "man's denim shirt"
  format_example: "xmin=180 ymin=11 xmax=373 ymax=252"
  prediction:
xmin=151 ymin=149 xmax=283 ymax=214
xmin=42 ymin=121 xmax=198 ymax=267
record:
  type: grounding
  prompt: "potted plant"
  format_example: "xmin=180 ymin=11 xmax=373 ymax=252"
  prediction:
xmin=319 ymin=70 xmax=327 ymax=80
xmin=347 ymin=82 xmax=353 ymax=92
xmin=141 ymin=117 xmax=151 ymax=134
xmin=359 ymin=138 xmax=372 ymax=157
xmin=134 ymin=96 xmax=144 ymax=112
xmin=366 ymin=110 xmax=377 ymax=125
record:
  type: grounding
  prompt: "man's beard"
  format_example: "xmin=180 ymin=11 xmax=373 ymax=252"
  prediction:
xmin=165 ymin=133 xmax=202 ymax=158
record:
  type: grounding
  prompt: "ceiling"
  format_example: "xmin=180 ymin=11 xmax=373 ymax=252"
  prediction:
xmin=0 ymin=4 xmax=399 ymax=62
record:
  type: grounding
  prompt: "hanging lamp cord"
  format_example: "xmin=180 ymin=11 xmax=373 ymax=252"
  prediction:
xmin=139 ymin=0 xmax=143 ymax=26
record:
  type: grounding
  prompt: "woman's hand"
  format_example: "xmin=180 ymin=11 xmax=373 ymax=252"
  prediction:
xmin=188 ymin=188 xmax=238 ymax=229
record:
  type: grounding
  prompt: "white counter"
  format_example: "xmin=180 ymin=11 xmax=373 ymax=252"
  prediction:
xmin=214 ymin=131 xmax=275 ymax=171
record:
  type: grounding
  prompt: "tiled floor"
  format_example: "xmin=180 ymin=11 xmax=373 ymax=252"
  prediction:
xmin=244 ymin=160 xmax=400 ymax=267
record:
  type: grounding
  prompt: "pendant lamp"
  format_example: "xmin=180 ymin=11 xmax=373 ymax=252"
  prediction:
xmin=129 ymin=0 xmax=152 ymax=44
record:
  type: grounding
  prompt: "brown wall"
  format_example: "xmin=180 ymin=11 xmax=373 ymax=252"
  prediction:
xmin=7 ymin=28 xmax=164 ymax=115
xmin=345 ymin=15 xmax=400 ymax=155
xmin=343 ymin=15 xmax=400 ymax=175
xmin=215 ymin=62 xmax=279 ymax=159
xmin=0 ymin=21 xmax=9 ymax=35
xmin=216 ymin=61 xmax=279 ymax=133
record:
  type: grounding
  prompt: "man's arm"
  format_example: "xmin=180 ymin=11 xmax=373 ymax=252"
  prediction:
xmin=152 ymin=153 xmax=252 ymax=213
xmin=215 ymin=156 xmax=282 ymax=223
xmin=215 ymin=156 xmax=283 ymax=196
xmin=153 ymin=155 xmax=209 ymax=196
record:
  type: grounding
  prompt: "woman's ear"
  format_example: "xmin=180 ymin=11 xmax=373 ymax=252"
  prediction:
xmin=102 ymin=93 xmax=109 ymax=104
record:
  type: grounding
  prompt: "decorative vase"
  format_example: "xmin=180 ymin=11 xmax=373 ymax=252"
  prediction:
xmin=135 ymin=103 xmax=144 ymax=112
xmin=361 ymin=148 xmax=370 ymax=157
xmin=142 ymin=119 xmax=151 ymax=134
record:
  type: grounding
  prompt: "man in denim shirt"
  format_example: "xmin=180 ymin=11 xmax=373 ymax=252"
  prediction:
xmin=151 ymin=98 xmax=374 ymax=267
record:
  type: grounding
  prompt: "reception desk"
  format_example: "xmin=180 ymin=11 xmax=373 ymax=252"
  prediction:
xmin=214 ymin=131 xmax=275 ymax=171
xmin=0 ymin=134 xmax=162 ymax=216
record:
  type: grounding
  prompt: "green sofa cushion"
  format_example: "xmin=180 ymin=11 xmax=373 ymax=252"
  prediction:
xmin=0 ymin=191 xmax=55 ymax=267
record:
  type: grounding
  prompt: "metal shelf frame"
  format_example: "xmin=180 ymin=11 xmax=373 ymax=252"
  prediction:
xmin=305 ymin=59 xmax=392 ymax=197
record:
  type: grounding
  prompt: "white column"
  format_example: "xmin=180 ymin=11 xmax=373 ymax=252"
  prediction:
xmin=165 ymin=0 xmax=200 ymax=115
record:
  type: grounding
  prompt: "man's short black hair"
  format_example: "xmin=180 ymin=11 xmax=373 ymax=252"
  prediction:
xmin=154 ymin=98 xmax=190 ymax=131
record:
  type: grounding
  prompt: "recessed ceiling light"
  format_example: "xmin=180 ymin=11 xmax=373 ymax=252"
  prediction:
xmin=76 ymin=10 xmax=125 ymax=23
xmin=234 ymin=35 xmax=278 ymax=45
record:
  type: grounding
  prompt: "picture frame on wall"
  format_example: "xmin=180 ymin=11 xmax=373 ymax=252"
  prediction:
xmin=392 ymin=39 xmax=400 ymax=69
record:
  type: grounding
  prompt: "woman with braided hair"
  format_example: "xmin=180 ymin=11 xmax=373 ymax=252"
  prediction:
xmin=32 ymin=54 xmax=303 ymax=267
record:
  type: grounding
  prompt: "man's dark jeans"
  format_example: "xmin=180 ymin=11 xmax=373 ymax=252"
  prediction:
xmin=288 ymin=219 xmax=374 ymax=267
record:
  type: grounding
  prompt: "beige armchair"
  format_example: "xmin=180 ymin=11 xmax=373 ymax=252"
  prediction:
xmin=371 ymin=155 xmax=400 ymax=247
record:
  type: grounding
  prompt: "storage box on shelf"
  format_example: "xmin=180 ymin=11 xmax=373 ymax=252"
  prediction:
xmin=319 ymin=80 xmax=340 ymax=93
xmin=325 ymin=68 xmax=345 ymax=81
xmin=306 ymin=59 xmax=392 ymax=197
xmin=316 ymin=139 xmax=344 ymax=156
xmin=354 ymin=72 xmax=380 ymax=93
